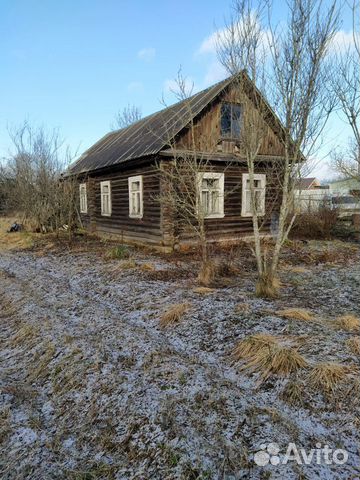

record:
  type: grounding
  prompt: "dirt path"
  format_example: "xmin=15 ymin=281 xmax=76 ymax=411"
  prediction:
xmin=0 ymin=248 xmax=359 ymax=479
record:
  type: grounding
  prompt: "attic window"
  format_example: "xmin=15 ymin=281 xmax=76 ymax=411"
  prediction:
xmin=221 ymin=103 xmax=241 ymax=139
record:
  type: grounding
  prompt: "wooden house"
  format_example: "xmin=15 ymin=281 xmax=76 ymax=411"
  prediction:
xmin=68 ymin=73 xmax=287 ymax=251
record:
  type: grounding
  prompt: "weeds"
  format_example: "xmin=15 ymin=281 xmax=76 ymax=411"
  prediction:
xmin=105 ymin=245 xmax=130 ymax=260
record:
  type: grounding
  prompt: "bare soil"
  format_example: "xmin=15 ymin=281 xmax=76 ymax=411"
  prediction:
xmin=0 ymin=233 xmax=359 ymax=479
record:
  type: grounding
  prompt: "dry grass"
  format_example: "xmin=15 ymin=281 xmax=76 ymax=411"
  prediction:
xmin=197 ymin=261 xmax=216 ymax=286
xmin=234 ymin=303 xmax=250 ymax=314
xmin=232 ymin=334 xmax=307 ymax=382
xmin=193 ymin=286 xmax=215 ymax=294
xmin=140 ymin=262 xmax=155 ymax=272
xmin=335 ymin=314 xmax=360 ymax=332
xmin=118 ymin=259 xmax=137 ymax=269
xmin=0 ymin=216 xmax=34 ymax=252
xmin=159 ymin=303 xmax=190 ymax=328
xmin=232 ymin=333 xmax=278 ymax=360
xmin=255 ymin=274 xmax=280 ymax=299
xmin=276 ymin=308 xmax=314 ymax=322
xmin=281 ymin=381 xmax=305 ymax=406
xmin=307 ymin=362 xmax=354 ymax=394
xmin=346 ymin=337 xmax=360 ymax=355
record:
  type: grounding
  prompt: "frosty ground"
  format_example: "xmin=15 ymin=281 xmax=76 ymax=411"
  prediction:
xmin=0 ymin=234 xmax=359 ymax=479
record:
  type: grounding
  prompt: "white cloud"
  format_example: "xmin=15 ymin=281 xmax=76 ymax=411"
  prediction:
xmin=330 ymin=29 xmax=359 ymax=53
xmin=202 ymin=61 xmax=227 ymax=87
xmin=197 ymin=31 xmax=219 ymax=56
xmin=127 ymin=81 xmax=144 ymax=93
xmin=137 ymin=47 xmax=156 ymax=62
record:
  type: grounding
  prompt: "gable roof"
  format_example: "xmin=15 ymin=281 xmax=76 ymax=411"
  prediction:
xmin=295 ymin=177 xmax=318 ymax=190
xmin=68 ymin=76 xmax=235 ymax=175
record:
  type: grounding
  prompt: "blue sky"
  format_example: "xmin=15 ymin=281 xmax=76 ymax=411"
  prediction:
xmin=0 ymin=0 xmax=356 ymax=178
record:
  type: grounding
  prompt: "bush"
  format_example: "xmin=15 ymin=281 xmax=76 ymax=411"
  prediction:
xmin=291 ymin=207 xmax=338 ymax=240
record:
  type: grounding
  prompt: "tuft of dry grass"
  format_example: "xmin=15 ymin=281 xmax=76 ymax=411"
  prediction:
xmin=234 ymin=302 xmax=250 ymax=314
xmin=232 ymin=334 xmax=307 ymax=382
xmin=159 ymin=303 xmax=190 ymax=328
xmin=197 ymin=261 xmax=216 ymax=286
xmin=193 ymin=286 xmax=214 ymax=294
xmin=346 ymin=337 xmax=360 ymax=355
xmin=140 ymin=262 xmax=155 ymax=272
xmin=255 ymin=274 xmax=280 ymax=299
xmin=335 ymin=314 xmax=360 ymax=332
xmin=276 ymin=308 xmax=314 ymax=322
xmin=307 ymin=362 xmax=353 ymax=394
xmin=118 ymin=259 xmax=137 ymax=269
xmin=232 ymin=334 xmax=278 ymax=361
xmin=281 ymin=381 xmax=305 ymax=406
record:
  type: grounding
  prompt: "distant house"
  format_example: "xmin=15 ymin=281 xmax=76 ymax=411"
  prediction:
xmin=328 ymin=177 xmax=360 ymax=197
xmin=294 ymin=177 xmax=330 ymax=212
xmin=68 ymin=73 xmax=290 ymax=251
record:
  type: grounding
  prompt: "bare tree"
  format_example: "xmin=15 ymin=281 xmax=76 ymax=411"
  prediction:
xmin=157 ymin=72 xmax=229 ymax=285
xmin=111 ymin=104 xmax=142 ymax=130
xmin=217 ymin=0 xmax=339 ymax=297
xmin=331 ymin=0 xmax=360 ymax=180
xmin=2 ymin=121 xmax=79 ymax=235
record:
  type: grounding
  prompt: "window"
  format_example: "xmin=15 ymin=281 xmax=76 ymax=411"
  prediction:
xmin=100 ymin=181 xmax=112 ymax=216
xmin=241 ymin=173 xmax=266 ymax=217
xmin=221 ymin=103 xmax=241 ymax=139
xmin=128 ymin=175 xmax=143 ymax=218
xmin=197 ymin=172 xmax=225 ymax=218
xmin=79 ymin=183 xmax=87 ymax=214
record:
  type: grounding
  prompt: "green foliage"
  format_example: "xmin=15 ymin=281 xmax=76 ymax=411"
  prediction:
xmin=105 ymin=244 xmax=130 ymax=260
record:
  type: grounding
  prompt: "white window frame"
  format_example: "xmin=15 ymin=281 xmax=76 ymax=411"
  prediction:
xmin=100 ymin=180 xmax=112 ymax=216
xmin=241 ymin=173 xmax=266 ymax=217
xmin=197 ymin=172 xmax=225 ymax=219
xmin=128 ymin=175 xmax=143 ymax=219
xmin=79 ymin=183 xmax=87 ymax=214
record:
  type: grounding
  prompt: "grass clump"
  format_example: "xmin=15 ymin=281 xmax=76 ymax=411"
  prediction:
xmin=193 ymin=286 xmax=214 ymax=294
xmin=232 ymin=334 xmax=278 ymax=360
xmin=276 ymin=308 xmax=314 ymax=322
xmin=336 ymin=314 xmax=360 ymax=332
xmin=232 ymin=334 xmax=307 ymax=382
xmin=234 ymin=302 xmax=250 ymax=314
xmin=197 ymin=261 xmax=216 ymax=286
xmin=105 ymin=244 xmax=130 ymax=260
xmin=160 ymin=303 xmax=190 ymax=327
xmin=346 ymin=337 xmax=360 ymax=355
xmin=307 ymin=362 xmax=352 ymax=394
xmin=255 ymin=274 xmax=280 ymax=299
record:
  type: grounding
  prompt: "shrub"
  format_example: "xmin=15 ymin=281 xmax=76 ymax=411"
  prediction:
xmin=291 ymin=207 xmax=338 ymax=240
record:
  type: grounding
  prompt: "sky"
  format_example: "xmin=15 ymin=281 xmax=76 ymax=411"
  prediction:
xmin=0 ymin=0 xmax=356 ymax=179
